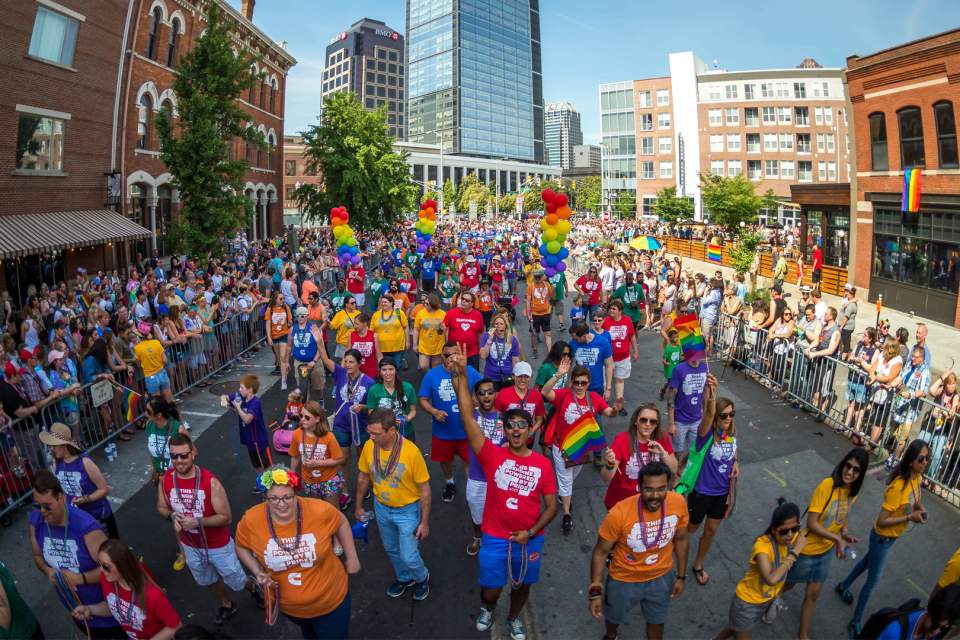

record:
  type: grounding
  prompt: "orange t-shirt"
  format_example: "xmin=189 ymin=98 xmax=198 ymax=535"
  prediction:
xmin=528 ymin=282 xmax=554 ymax=316
xmin=266 ymin=305 xmax=292 ymax=340
xmin=288 ymin=429 xmax=343 ymax=484
xmin=235 ymin=498 xmax=347 ymax=618
xmin=599 ymin=491 xmax=689 ymax=583
xmin=300 ymin=279 xmax=318 ymax=304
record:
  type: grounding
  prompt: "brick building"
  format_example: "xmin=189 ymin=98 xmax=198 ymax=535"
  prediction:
xmin=847 ymin=29 xmax=960 ymax=326
xmin=281 ymin=134 xmax=322 ymax=227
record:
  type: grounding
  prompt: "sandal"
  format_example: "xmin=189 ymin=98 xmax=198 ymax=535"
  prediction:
xmin=692 ymin=566 xmax=710 ymax=586
xmin=835 ymin=583 xmax=854 ymax=605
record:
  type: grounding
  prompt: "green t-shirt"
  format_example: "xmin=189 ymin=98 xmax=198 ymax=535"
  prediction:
xmin=0 ymin=560 xmax=38 ymax=640
xmin=328 ymin=290 xmax=347 ymax=314
xmin=404 ymin=253 xmax=420 ymax=275
xmin=548 ymin=273 xmax=566 ymax=302
xmin=145 ymin=418 xmax=182 ymax=473
xmin=369 ymin=277 xmax=390 ymax=306
xmin=663 ymin=343 xmax=682 ymax=380
xmin=366 ymin=381 xmax=417 ymax=438
xmin=438 ymin=276 xmax=459 ymax=300
xmin=535 ymin=361 xmax=567 ymax=414
xmin=613 ymin=284 xmax=645 ymax=323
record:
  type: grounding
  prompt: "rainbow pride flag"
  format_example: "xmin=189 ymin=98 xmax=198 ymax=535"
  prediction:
xmin=672 ymin=312 xmax=706 ymax=361
xmin=707 ymin=243 xmax=722 ymax=263
xmin=560 ymin=411 xmax=606 ymax=466
xmin=124 ymin=390 xmax=140 ymax=423
xmin=902 ymin=168 xmax=921 ymax=212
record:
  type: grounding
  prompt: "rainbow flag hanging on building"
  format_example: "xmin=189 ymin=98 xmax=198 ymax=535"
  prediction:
xmin=672 ymin=312 xmax=707 ymax=361
xmin=902 ymin=168 xmax=921 ymax=212
xmin=707 ymin=243 xmax=722 ymax=263
xmin=560 ymin=411 xmax=606 ymax=466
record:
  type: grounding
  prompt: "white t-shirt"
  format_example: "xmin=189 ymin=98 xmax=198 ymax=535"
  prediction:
xmin=599 ymin=266 xmax=616 ymax=291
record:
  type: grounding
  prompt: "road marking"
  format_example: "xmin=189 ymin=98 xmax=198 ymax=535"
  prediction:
xmin=181 ymin=411 xmax=224 ymax=418
xmin=763 ymin=467 xmax=787 ymax=487
xmin=905 ymin=577 xmax=929 ymax=598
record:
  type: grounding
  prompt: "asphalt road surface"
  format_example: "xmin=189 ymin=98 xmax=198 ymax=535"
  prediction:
xmin=22 ymin=307 xmax=960 ymax=640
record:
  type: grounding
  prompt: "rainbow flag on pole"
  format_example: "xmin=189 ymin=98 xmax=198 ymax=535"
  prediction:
xmin=672 ymin=312 xmax=707 ymax=361
xmin=124 ymin=390 xmax=140 ymax=423
xmin=707 ymin=243 xmax=722 ymax=263
xmin=902 ymin=168 xmax=921 ymax=212
xmin=560 ymin=412 xmax=606 ymax=466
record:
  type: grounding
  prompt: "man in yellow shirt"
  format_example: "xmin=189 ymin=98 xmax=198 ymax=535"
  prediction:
xmin=413 ymin=294 xmax=446 ymax=371
xmin=372 ymin=294 xmax=409 ymax=369
xmin=133 ymin=329 xmax=173 ymax=403
xmin=329 ymin=296 xmax=360 ymax=359
xmin=356 ymin=408 xmax=431 ymax=601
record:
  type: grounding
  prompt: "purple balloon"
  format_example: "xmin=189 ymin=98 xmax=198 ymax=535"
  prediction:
xmin=544 ymin=266 xmax=557 ymax=277
xmin=540 ymin=257 xmax=550 ymax=268
xmin=556 ymin=261 xmax=567 ymax=272
xmin=351 ymin=254 xmax=361 ymax=265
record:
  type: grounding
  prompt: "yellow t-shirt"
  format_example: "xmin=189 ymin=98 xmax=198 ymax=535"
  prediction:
xmin=938 ymin=546 xmax=960 ymax=588
xmin=735 ymin=535 xmax=790 ymax=604
xmin=134 ymin=338 xmax=165 ymax=377
xmin=371 ymin=309 xmax=408 ymax=353
xmin=802 ymin=478 xmax=855 ymax=557
xmin=873 ymin=475 xmax=921 ymax=538
xmin=415 ymin=308 xmax=446 ymax=356
xmin=330 ymin=309 xmax=360 ymax=347
xmin=358 ymin=437 xmax=429 ymax=508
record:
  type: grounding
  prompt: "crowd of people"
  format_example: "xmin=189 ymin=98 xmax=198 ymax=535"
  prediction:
xmin=0 ymin=216 xmax=959 ymax=640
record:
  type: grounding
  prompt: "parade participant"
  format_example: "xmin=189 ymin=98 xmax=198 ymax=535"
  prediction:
xmin=134 ymin=325 xmax=174 ymax=404
xmin=479 ymin=312 xmax=521 ymax=388
xmin=612 ymin=271 xmax=645 ymax=330
xmin=348 ymin=312 xmax=379 ymax=380
xmin=367 ymin=267 xmax=390 ymax=311
xmin=443 ymin=292 xmax=485 ymax=371
xmin=459 ymin=255 xmax=481 ymax=293
xmin=575 ymin=265 xmax=603 ymax=318
xmin=156 ymin=434 xmax=262 ymax=627
xmin=569 ymin=293 xmax=588 ymax=326
xmin=437 ymin=265 xmax=460 ymax=308
xmin=327 ymin=279 xmax=348 ymax=315
xmin=418 ymin=341 xmax=482 ymax=503
xmin=30 ymin=470 xmax=122 ymax=639
xmin=220 ymin=374 xmax=271 ymax=473
xmin=494 ymin=362 xmax=546 ymax=435
xmin=421 ymin=250 xmax=439 ymax=293
xmin=71 ymin=539 xmax=182 ymax=639
xmin=777 ymin=449 xmax=868 ymax=639
xmin=460 ymin=377 xmax=504 ymax=557
xmin=568 ymin=322 xmax=614 ymax=403
xmin=366 ymin=359 xmax=418 ymax=441
xmin=413 ymin=293 xmax=446 ymax=371
xmin=666 ymin=352 xmax=708 ymax=469
xmin=39 ymin=423 xmax=119 ymax=539
xmin=372 ymin=294 xmax=408 ymax=369
xmin=601 ymin=404 xmax=677 ymax=510
xmin=328 ymin=295 xmax=360 ymax=360
xmin=288 ymin=401 xmax=346 ymax=510
xmin=289 ymin=306 xmax=325 ymax=403
xmin=603 ymin=300 xmax=638 ymax=415
xmin=143 ymin=396 xmax=189 ymax=570
xmin=488 ymin=254 xmax=505 ymax=292
xmin=525 ymin=269 xmax=554 ymax=358
xmin=450 ymin=346 xmax=558 ymax=640
xmin=0 ymin=558 xmax=43 ymax=640
xmin=548 ymin=268 xmax=567 ymax=332
xmin=356 ymin=408 xmax=431 ymax=601
xmin=589 ymin=462 xmax=690 ymax=640
xmin=713 ymin=499 xmax=807 ymax=640
xmin=541 ymin=361 xmax=620 ymax=535
xmin=346 ymin=260 xmax=366 ymax=308
xmin=475 ymin=278 xmax=498 ymax=328
xmin=264 ymin=291 xmax=292 ymax=390
xmin=836 ymin=439 xmax=930 ymax=638
xmin=236 ymin=465 xmax=359 ymax=639
xmin=398 ymin=266 xmax=418 ymax=297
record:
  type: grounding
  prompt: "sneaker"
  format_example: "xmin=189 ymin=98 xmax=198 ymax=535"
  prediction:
xmin=761 ymin=596 xmax=786 ymax=624
xmin=281 ymin=378 xmax=288 ymax=391
xmin=562 ymin=514 xmax=573 ymax=536
xmin=386 ymin=580 xmax=414 ymax=598
xmin=506 ymin=617 xmax=527 ymax=640
xmin=442 ymin=482 xmax=456 ymax=503
xmin=333 ymin=539 xmax=344 ymax=557
xmin=172 ymin=552 xmax=186 ymax=571
xmin=214 ymin=602 xmax=238 ymax=626
xmin=339 ymin=494 xmax=352 ymax=511
xmin=466 ymin=536 xmax=481 ymax=556
xmin=476 ymin=607 xmax=494 ymax=632
xmin=413 ymin=576 xmax=430 ymax=601
xmin=847 ymin=622 xmax=861 ymax=639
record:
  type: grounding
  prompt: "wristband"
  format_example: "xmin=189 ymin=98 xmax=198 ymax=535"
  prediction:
xmin=676 ymin=575 xmax=687 ymax=580
xmin=588 ymin=585 xmax=602 ymax=599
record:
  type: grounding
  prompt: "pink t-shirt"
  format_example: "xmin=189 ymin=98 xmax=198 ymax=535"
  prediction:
xmin=478 ymin=440 xmax=557 ymax=538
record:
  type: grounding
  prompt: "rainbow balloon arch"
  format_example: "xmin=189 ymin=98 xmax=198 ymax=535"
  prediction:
xmin=538 ymin=189 xmax=571 ymax=277
xmin=414 ymin=199 xmax=438 ymax=254
xmin=330 ymin=206 xmax=362 ymax=267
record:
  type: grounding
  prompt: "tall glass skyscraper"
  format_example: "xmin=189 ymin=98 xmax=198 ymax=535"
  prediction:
xmin=406 ymin=0 xmax=543 ymax=163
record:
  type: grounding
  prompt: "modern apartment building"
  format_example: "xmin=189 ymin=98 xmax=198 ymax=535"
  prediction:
xmin=600 ymin=52 xmax=849 ymax=220
xmin=544 ymin=101 xmax=583 ymax=169
xmin=321 ymin=18 xmax=405 ymax=139
xmin=572 ymin=144 xmax=601 ymax=170
xmin=405 ymin=0 xmax=544 ymax=165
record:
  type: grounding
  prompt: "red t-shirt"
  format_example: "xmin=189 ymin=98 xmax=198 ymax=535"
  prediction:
xmin=161 ymin=467 xmax=231 ymax=549
xmin=460 ymin=263 xmax=481 ymax=289
xmin=100 ymin=574 xmax=181 ymax=640
xmin=603 ymin=431 xmax=675 ymax=509
xmin=346 ymin=266 xmax=365 ymax=294
xmin=603 ymin=316 xmax=636 ymax=361
xmin=349 ymin=330 xmax=378 ymax=378
xmin=488 ymin=262 xmax=504 ymax=283
xmin=551 ymin=388 xmax=608 ymax=445
xmin=494 ymin=387 xmax=546 ymax=421
xmin=576 ymin=275 xmax=602 ymax=306
xmin=478 ymin=440 xmax=557 ymax=538
xmin=443 ymin=308 xmax=484 ymax=356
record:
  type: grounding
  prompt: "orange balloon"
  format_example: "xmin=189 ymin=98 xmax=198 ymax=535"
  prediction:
xmin=556 ymin=207 xmax=571 ymax=220
xmin=425 ymin=207 xmax=435 ymax=216
xmin=424 ymin=211 xmax=436 ymax=221
xmin=331 ymin=216 xmax=343 ymax=226
xmin=545 ymin=214 xmax=558 ymax=225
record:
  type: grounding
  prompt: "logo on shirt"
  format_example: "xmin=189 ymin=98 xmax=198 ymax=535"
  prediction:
xmin=625 ymin=514 xmax=679 ymax=553
xmin=56 ymin=470 xmax=83 ymax=497
xmin=574 ymin=347 xmax=600 ymax=366
xmin=493 ymin=459 xmax=542 ymax=498
xmin=264 ymin=533 xmax=318 ymax=573
xmin=106 ymin=592 xmax=146 ymax=631
xmin=42 ymin=536 xmax=80 ymax=573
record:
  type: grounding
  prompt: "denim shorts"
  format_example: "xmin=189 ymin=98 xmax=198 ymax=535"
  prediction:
xmin=603 ymin=570 xmax=675 ymax=626
xmin=846 ymin=380 xmax=867 ymax=404
xmin=786 ymin=547 xmax=834 ymax=583
xmin=478 ymin=534 xmax=544 ymax=588
xmin=145 ymin=370 xmax=171 ymax=394
xmin=183 ymin=538 xmax=247 ymax=590
xmin=728 ymin=594 xmax=768 ymax=632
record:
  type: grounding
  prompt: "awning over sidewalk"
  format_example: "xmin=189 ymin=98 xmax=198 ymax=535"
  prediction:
xmin=0 ymin=209 xmax=151 ymax=259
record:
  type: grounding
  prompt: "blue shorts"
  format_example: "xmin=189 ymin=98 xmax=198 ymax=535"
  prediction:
xmin=786 ymin=548 xmax=834 ymax=583
xmin=478 ymin=533 xmax=544 ymax=588
xmin=145 ymin=370 xmax=171 ymax=394
xmin=846 ymin=380 xmax=867 ymax=404
xmin=334 ymin=428 xmax=369 ymax=449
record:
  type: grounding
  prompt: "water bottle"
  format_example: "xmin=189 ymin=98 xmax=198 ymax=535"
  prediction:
xmin=844 ymin=546 xmax=857 ymax=561
xmin=105 ymin=443 xmax=117 ymax=462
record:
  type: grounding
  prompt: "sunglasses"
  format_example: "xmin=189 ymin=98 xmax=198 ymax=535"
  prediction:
xmin=169 ymin=452 xmax=192 ymax=461
xmin=99 ymin=562 xmax=115 ymax=572
xmin=506 ymin=420 xmax=530 ymax=431
xmin=477 ymin=389 xmax=496 ymax=396
xmin=636 ymin=417 xmax=659 ymax=425
xmin=776 ymin=525 xmax=801 ymax=536
xmin=572 ymin=380 xmax=589 ymax=387
xmin=719 ymin=411 xmax=735 ymax=419
xmin=916 ymin=455 xmax=930 ymax=463
xmin=843 ymin=462 xmax=862 ymax=473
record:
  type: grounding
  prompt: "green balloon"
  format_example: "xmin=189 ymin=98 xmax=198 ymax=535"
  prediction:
xmin=546 ymin=241 xmax=561 ymax=254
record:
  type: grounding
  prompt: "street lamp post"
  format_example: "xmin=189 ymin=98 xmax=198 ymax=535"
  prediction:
xmin=437 ymin=130 xmax=444 ymax=220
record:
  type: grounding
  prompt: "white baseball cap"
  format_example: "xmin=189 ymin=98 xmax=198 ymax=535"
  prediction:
xmin=513 ymin=362 xmax=533 ymax=377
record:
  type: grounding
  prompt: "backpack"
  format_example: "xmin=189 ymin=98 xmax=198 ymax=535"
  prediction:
xmin=857 ymin=598 xmax=922 ymax=640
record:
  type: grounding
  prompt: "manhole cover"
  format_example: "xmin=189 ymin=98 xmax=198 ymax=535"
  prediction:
xmin=206 ymin=380 xmax=241 ymax=395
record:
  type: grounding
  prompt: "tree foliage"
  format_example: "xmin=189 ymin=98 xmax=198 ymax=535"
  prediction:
xmin=456 ymin=173 xmax=490 ymax=213
xmin=295 ymin=92 xmax=418 ymax=230
xmin=442 ymin=179 xmax=456 ymax=213
xmin=572 ymin=175 xmax=601 ymax=213
xmin=616 ymin=190 xmax=637 ymax=219
xmin=156 ymin=4 xmax=262 ymax=257
xmin=728 ymin=231 xmax=763 ymax=276
xmin=652 ymin=186 xmax=694 ymax=223
xmin=699 ymin=173 xmax=762 ymax=236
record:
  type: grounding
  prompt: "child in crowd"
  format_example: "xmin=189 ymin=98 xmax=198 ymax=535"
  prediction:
xmin=661 ymin=328 xmax=681 ymax=401
xmin=221 ymin=374 xmax=272 ymax=477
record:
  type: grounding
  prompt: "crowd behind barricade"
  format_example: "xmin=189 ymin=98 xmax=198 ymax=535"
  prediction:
xmin=3 ymin=214 xmax=960 ymax=640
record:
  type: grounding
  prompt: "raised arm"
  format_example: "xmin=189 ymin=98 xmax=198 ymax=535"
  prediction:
xmin=698 ymin=374 xmax=718 ymax=437
xmin=316 ymin=332 xmax=336 ymax=373
xmin=540 ymin=356 xmax=571 ymax=403
xmin=449 ymin=346 xmax=484 ymax=455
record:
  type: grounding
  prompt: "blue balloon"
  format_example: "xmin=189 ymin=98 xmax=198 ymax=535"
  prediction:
xmin=350 ymin=246 xmax=359 ymax=255
xmin=558 ymin=247 xmax=569 ymax=259
xmin=546 ymin=255 xmax=558 ymax=267
xmin=539 ymin=243 xmax=548 ymax=255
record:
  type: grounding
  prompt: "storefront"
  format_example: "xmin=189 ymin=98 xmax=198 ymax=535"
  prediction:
xmin=790 ymin=183 xmax=850 ymax=295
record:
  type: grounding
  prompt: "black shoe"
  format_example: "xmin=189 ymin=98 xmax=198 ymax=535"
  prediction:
xmin=442 ymin=483 xmax=456 ymax=503
xmin=214 ymin=602 xmax=238 ymax=626
xmin=562 ymin=514 xmax=573 ymax=536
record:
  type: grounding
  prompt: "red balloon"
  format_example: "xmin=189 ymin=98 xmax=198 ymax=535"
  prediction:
xmin=542 ymin=189 xmax=556 ymax=204
xmin=340 ymin=211 xmax=349 ymax=222
xmin=330 ymin=207 xmax=339 ymax=216
xmin=556 ymin=193 xmax=568 ymax=207
xmin=546 ymin=202 xmax=557 ymax=214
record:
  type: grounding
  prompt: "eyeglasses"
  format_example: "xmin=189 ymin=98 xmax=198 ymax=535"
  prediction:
xmin=169 ymin=452 xmax=192 ymax=461
xmin=477 ymin=390 xmax=496 ymax=396
xmin=776 ymin=525 xmax=801 ymax=536
xmin=265 ymin=495 xmax=296 ymax=505
xmin=916 ymin=455 xmax=930 ymax=463
xmin=562 ymin=351 xmax=572 ymax=357
xmin=718 ymin=411 xmax=735 ymax=419
xmin=572 ymin=380 xmax=589 ymax=387
xmin=592 ymin=318 xmax=605 ymax=323
xmin=636 ymin=417 xmax=659 ymax=425
xmin=506 ymin=420 xmax=529 ymax=431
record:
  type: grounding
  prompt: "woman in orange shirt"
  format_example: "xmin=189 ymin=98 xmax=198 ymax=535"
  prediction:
xmin=236 ymin=466 xmax=360 ymax=639
xmin=264 ymin=290 xmax=293 ymax=390
xmin=288 ymin=401 xmax=346 ymax=510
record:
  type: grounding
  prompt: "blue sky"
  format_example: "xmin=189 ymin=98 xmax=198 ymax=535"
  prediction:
xmin=232 ymin=0 xmax=960 ymax=144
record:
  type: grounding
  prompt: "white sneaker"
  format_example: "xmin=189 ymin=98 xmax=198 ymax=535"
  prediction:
xmin=506 ymin=617 xmax=526 ymax=640
xmin=281 ymin=378 xmax=288 ymax=390
xmin=475 ymin=607 xmax=493 ymax=632
xmin=333 ymin=539 xmax=343 ymax=557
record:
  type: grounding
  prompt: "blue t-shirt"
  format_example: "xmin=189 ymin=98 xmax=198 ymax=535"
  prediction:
xmin=228 ymin=393 xmax=270 ymax=450
xmin=570 ymin=335 xmax=612 ymax=392
xmin=669 ymin=360 xmax=708 ymax=424
xmin=421 ymin=258 xmax=438 ymax=280
xmin=269 ymin=257 xmax=284 ymax=284
xmin=876 ymin=610 xmax=922 ymax=640
xmin=418 ymin=365 xmax=481 ymax=440
xmin=570 ymin=305 xmax=588 ymax=325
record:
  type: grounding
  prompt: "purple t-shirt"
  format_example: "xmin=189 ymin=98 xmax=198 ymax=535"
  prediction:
xmin=467 ymin=409 xmax=505 ymax=481
xmin=669 ymin=361 xmax=708 ymax=424
xmin=479 ymin=333 xmax=520 ymax=382
xmin=694 ymin=431 xmax=738 ymax=496
xmin=228 ymin=393 xmax=270 ymax=449
xmin=331 ymin=365 xmax=373 ymax=434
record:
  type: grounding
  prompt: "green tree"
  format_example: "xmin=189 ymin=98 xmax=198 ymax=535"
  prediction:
xmin=573 ymin=175 xmax=601 ymax=213
xmin=652 ymin=186 xmax=694 ymax=223
xmin=295 ymin=92 xmax=417 ymax=230
xmin=156 ymin=4 xmax=262 ymax=257
xmin=699 ymin=173 xmax=762 ymax=236
xmin=442 ymin=178 xmax=456 ymax=213
xmin=498 ymin=193 xmax=516 ymax=214
xmin=456 ymin=173 xmax=489 ymax=213
xmin=616 ymin=190 xmax=637 ymax=219
xmin=728 ymin=231 xmax=763 ymax=291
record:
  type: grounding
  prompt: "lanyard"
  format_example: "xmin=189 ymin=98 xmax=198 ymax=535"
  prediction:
xmin=45 ymin=506 xmax=71 ymax=558
xmin=373 ymin=433 xmax=404 ymax=479
xmin=635 ymin=496 xmax=666 ymax=550
xmin=266 ymin=498 xmax=303 ymax=559
xmin=632 ymin=437 xmax=660 ymax=474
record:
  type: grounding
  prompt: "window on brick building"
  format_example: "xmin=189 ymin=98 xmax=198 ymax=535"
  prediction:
xmin=147 ymin=7 xmax=161 ymax=60
xmin=167 ymin=18 xmax=180 ymax=67
xmin=869 ymin=112 xmax=888 ymax=171
xmin=270 ymin=79 xmax=277 ymax=113
xmin=137 ymin=94 xmax=152 ymax=149
xmin=260 ymin=80 xmax=268 ymax=110
xmin=248 ymin=67 xmax=258 ymax=104
xmin=28 ymin=5 xmax=80 ymax=67
xmin=934 ymin=101 xmax=958 ymax=169
xmin=285 ymin=160 xmax=296 ymax=176
xmin=266 ymin=133 xmax=275 ymax=170
xmin=898 ymin=107 xmax=925 ymax=169
xmin=15 ymin=112 xmax=65 ymax=171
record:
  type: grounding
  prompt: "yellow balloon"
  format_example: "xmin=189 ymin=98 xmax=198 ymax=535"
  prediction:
xmin=543 ymin=228 xmax=557 ymax=242
xmin=540 ymin=219 xmax=550 ymax=231
xmin=556 ymin=220 xmax=571 ymax=235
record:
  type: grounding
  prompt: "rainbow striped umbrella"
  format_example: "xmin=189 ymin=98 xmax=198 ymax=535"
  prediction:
xmin=629 ymin=235 xmax=661 ymax=251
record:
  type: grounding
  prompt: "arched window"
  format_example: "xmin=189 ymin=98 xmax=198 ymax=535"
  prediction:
xmin=256 ymin=144 xmax=262 ymax=168
xmin=248 ymin=67 xmax=257 ymax=104
xmin=166 ymin=18 xmax=180 ymax=67
xmin=869 ymin=112 xmax=887 ymax=171
xmin=269 ymin=81 xmax=277 ymax=113
xmin=245 ymin=139 xmax=252 ymax=163
xmin=160 ymin=99 xmax=174 ymax=116
xmin=934 ymin=101 xmax=958 ymax=169
xmin=898 ymin=106 xmax=925 ymax=169
xmin=259 ymin=80 xmax=267 ymax=109
xmin=266 ymin=134 xmax=274 ymax=170
xmin=137 ymin=94 xmax=152 ymax=149
xmin=146 ymin=7 xmax=162 ymax=60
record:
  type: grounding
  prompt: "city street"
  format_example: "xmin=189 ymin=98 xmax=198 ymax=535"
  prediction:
xmin=14 ymin=311 xmax=959 ymax=640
